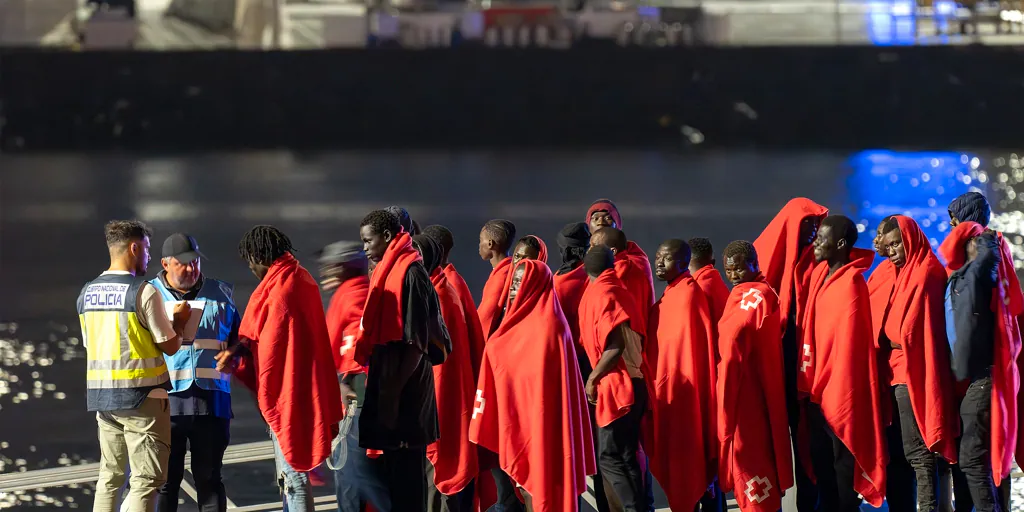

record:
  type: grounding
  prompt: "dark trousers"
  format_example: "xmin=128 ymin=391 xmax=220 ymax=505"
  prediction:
xmin=597 ymin=378 xmax=648 ymax=512
xmin=891 ymin=384 xmax=941 ymax=512
xmin=156 ymin=415 xmax=230 ymax=512
xmin=578 ymin=355 xmax=612 ymax=512
xmin=382 ymin=446 xmax=428 ymax=512
xmin=333 ymin=407 xmax=390 ymax=512
xmin=956 ymin=377 xmax=1003 ymax=512
xmin=489 ymin=468 xmax=526 ymax=512
xmin=696 ymin=481 xmax=725 ymax=512
xmin=806 ymin=403 xmax=862 ymax=512
xmin=782 ymin=324 xmax=818 ymax=512
xmin=425 ymin=458 xmax=475 ymax=512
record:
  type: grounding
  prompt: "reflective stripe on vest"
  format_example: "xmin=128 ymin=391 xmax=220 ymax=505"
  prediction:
xmin=149 ymin=276 xmax=237 ymax=394
xmin=77 ymin=273 xmax=170 ymax=411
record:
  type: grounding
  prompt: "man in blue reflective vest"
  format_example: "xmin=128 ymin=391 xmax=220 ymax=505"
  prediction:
xmin=151 ymin=233 xmax=241 ymax=512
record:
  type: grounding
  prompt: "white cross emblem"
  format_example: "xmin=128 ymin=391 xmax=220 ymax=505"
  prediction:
xmin=472 ymin=389 xmax=486 ymax=419
xmin=744 ymin=475 xmax=772 ymax=504
xmin=739 ymin=288 xmax=763 ymax=311
xmin=340 ymin=335 xmax=355 ymax=356
xmin=800 ymin=343 xmax=812 ymax=372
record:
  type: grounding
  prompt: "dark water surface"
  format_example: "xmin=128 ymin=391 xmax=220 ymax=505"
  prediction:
xmin=0 ymin=149 xmax=1002 ymax=509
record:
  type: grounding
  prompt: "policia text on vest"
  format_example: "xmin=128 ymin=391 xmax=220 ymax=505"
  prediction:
xmin=78 ymin=271 xmax=193 ymax=512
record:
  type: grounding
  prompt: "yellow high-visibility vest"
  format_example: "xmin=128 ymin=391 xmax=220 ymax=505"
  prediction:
xmin=77 ymin=272 xmax=170 ymax=411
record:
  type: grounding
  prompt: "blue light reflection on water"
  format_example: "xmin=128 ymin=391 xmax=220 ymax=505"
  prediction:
xmin=846 ymin=149 xmax=978 ymax=276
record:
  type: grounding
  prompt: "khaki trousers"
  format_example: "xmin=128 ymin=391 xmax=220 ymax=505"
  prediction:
xmin=93 ymin=397 xmax=171 ymax=512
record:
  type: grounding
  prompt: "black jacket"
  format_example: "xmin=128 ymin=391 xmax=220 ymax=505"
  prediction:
xmin=947 ymin=232 xmax=999 ymax=381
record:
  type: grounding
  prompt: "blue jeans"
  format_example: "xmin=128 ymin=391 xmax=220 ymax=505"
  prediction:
xmin=271 ymin=430 xmax=314 ymax=512
xmin=332 ymin=406 xmax=391 ymax=512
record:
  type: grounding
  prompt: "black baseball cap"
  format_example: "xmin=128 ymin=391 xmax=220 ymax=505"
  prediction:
xmin=162 ymin=233 xmax=206 ymax=263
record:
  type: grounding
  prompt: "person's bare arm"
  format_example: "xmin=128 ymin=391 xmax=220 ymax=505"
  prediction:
xmin=586 ymin=322 xmax=629 ymax=403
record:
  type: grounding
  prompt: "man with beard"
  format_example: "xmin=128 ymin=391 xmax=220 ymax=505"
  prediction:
xmin=752 ymin=197 xmax=828 ymax=511
xmin=875 ymin=216 xmax=959 ymax=512
xmin=354 ymin=209 xmax=451 ymax=512
xmin=80 ymin=220 xmax=191 ymax=512
xmin=799 ymin=216 xmax=887 ymax=512
xmin=646 ymin=239 xmax=718 ymax=512
xmin=717 ymin=240 xmax=792 ymax=512
xmin=150 ymin=233 xmax=240 ymax=512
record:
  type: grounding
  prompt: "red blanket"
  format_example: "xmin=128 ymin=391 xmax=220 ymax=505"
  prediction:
xmin=554 ymin=264 xmax=589 ymax=353
xmin=579 ymin=268 xmax=648 ymax=427
xmin=939 ymin=221 xmax=1023 ymax=484
xmin=878 ymin=216 xmax=959 ymax=462
xmin=236 ymin=253 xmax=343 ymax=473
xmin=753 ymin=198 xmax=829 ymax=334
xmin=644 ymin=272 xmax=718 ymax=511
xmin=469 ymin=260 xmax=595 ymax=512
xmin=868 ymin=260 xmax=896 ymax=349
xmin=427 ymin=269 xmax=480 ymax=495
xmin=354 ymin=232 xmax=422 ymax=365
xmin=496 ymin=236 xmax=550 ymax=315
xmin=325 ymin=275 xmax=369 ymax=376
xmin=443 ymin=263 xmax=486 ymax=378
xmin=614 ymin=241 xmax=656 ymax=337
xmin=692 ymin=263 xmax=731 ymax=361
xmin=717 ymin=277 xmax=792 ymax=512
xmin=478 ymin=257 xmax=512 ymax=338
xmin=798 ymin=249 xmax=888 ymax=506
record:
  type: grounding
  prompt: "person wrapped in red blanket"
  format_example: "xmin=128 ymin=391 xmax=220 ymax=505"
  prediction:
xmin=590 ymin=227 xmax=655 ymax=336
xmin=412 ymin=234 xmax=480 ymax=510
xmin=354 ymin=210 xmax=452 ymax=512
xmin=717 ymin=240 xmax=792 ymax=512
xmin=798 ymin=216 xmax=888 ymax=511
xmin=217 ymin=226 xmax=343 ymax=511
xmin=874 ymin=216 xmax=959 ymax=511
xmin=579 ymin=246 xmax=653 ymax=512
xmin=946 ymin=191 xmax=1024 ymax=490
xmin=688 ymin=237 xmax=730 ymax=360
xmin=554 ymin=222 xmax=591 ymax=356
xmin=422 ymin=224 xmax=487 ymax=377
xmin=939 ymin=220 xmax=1021 ymax=510
xmin=477 ymin=219 xmax=517 ymax=339
xmin=646 ymin=239 xmax=718 ymax=512
xmin=469 ymin=259 xmax=595 ymax=512
xmin=752 ymin=197 xmax=828 ymax=511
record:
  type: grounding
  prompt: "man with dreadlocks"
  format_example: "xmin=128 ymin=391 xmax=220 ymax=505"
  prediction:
xmin=215 ymin=225 xmax=342 ymax=512
xmin=355 ymin=209 xmax=451 ymax=512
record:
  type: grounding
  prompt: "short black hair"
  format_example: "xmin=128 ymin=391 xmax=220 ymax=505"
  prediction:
xmin=516 ymin=235 xmax=542 ymax=255
xmin=584 ymin=246 xmax=616 ymax=278
xmin=879 ymin=216 xmax=900 ymax=236
xmin=593 ymin=227 xmax=627 ymax=252
xmin=422 ymin=225 xmax=454 ymax=253
xmin=688 ymin=237 xmax=714 ymax=264
xmin=238 ymin=225 xmax=295 ymax=266
xmin=482 ymin=219 xmax=517 ymax=254
xmin=821 ymin=215 xmax=858 ymax=247
xmin=361 ymin=209 xmax=401 ymax=237
xmin=660 ymin=239 xmax=691 ymax=266
xmin=723 ymin=240 xmax=757 ymax=266
xmin=105 ymin=220 xmax=153 ymax=250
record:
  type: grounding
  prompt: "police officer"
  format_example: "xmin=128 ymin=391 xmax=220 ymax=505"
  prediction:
xmin=148 ymin=233 xmax=240 ymax=512
xmin=78 ymin=220 xmax=191 ymax=512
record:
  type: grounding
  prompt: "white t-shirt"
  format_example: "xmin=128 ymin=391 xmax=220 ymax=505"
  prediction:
xmin=90 ymin=271 xmax=177 ymax=399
